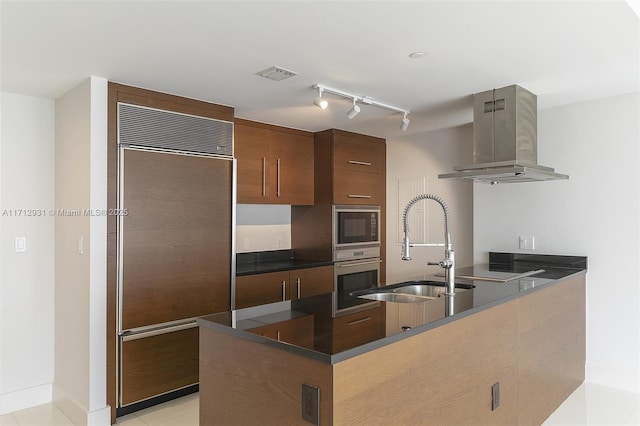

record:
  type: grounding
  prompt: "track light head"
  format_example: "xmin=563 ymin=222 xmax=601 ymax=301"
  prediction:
xmin=314 ymin=96 xmax=328 ymax=109
xmin=347 ymin=98 xmax=361 ymax=119
xmin=400 ymin=113 xmax=410 ymax=131
xmin=313 ymin=87 xmax=328 ymax=109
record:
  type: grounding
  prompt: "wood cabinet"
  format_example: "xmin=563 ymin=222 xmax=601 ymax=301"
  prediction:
xmin=201 ymin=273 xmax=586 ymax=425
xmin=235 ymin=118 xmax=314 ymax=205
xmin=314 ymin=129 xmax=386 ymax=206
xmin=235 ymin=266 xmax=333 ymax=309
xmin=332 ymin=305 xmax=385 ymax=353
xmin=247 ymin=314 xmax=314 ymax=349
xmin=120 ymin=326 xmax=199 ymax=406
xmin=292 ymin=129 xmax=387 ymax=281
xmin=518 ymin=273 xmax=586 ymax=425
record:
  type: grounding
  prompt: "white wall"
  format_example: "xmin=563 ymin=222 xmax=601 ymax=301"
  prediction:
xmin=0 ymin=93 xmax=56 ymax=414
xmin=236 ymin=204 xmax=291 ymax=253
xmin=474 ymin=92 xmax=640 ymax=393
xmin=385 ymin=125 xmax=474 ymax=284
xmin=54 ymin=77 xmax=109 ymax=425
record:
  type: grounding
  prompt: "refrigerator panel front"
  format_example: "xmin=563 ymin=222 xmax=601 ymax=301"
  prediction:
xmin=120 ymin=148 xmax=232 ymax=330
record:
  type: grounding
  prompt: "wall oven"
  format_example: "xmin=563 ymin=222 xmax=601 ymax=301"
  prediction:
xmin=333 ymin=257 xmax=381 ymax=317
xmin=333 ymin=205 xmax=380 ymax=262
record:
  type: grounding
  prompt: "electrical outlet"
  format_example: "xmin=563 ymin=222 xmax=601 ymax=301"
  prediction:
xmin=243 ymin=237 xmax=250 ymax=250
xmin=518 ymin=235 xmax=535 ymax=250
xmin=276 ymin=236 xmax=284 ymax=248
xmin=301 ymin=383 xmax=320 ymax=425
xmin=492 ymin=382 xmax=500 ymax=411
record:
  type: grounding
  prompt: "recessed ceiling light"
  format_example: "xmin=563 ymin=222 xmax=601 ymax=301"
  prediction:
xmin=409 ymin=52 xmax=425 ymax=59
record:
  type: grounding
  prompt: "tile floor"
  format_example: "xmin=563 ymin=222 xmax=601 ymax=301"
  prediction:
xmin=1 ymin=382 xmax=638 ymax=425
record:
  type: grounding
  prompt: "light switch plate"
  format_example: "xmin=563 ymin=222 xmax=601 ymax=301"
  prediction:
xmin=15 ymin=236 xmax=27 ymax=253
xmin=518 ymin=235 xmax=535 ymax=250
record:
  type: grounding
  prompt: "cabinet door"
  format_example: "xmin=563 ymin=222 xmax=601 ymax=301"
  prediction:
xmin=290 ymin=266 xmax=334 ymax=299
xmin=120 ymin=326 xmax=198 ymax=406
xmin=270 ymin=131 xmax=314 ymax=205
xmin=333 ymin=169 xmax=385 ymax=205
xmin=333 ymin=133 xmax=385 ymax=174
xmin=235 ymin=122 xmax=271 ymax=204
xmin=235 ymin=271 xmax=290 ymax=309
xmin=333 ymin=306 xmax=385 ymax=353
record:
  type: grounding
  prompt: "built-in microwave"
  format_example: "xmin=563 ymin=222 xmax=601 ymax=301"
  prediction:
xmin=333 ymin=205 xmax=380 ymax=261
xmin=333 ymin=258 xmax=381 ymax=317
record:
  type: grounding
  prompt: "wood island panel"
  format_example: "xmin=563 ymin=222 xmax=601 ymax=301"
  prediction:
xmin=200 ymin=327 xmax=333 ymax=426
xmin=518 ymin=274 xmax=586 ymax=425
xmin=332 ymin=300 xmax=520 ymax=425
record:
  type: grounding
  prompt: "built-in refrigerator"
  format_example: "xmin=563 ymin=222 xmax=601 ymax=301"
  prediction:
xmin=116 ymin=103 xmax=235 ymax=413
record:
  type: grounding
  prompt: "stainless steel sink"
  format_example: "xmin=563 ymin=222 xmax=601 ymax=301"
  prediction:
xmin=352 ymin=281 xmax=474 ymax=304
xmin=357 ymin=292 xmax=436 ymax=303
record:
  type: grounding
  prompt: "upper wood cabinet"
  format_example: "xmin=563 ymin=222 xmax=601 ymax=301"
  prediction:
xmin=314 ymin=129 xmax=386 ymax=206
xmin=235 ymin=119 xmax=314 ymax=205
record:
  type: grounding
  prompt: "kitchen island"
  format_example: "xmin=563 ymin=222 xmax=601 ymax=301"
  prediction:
xmin=198 ymin=253 xmax=587 ymax=425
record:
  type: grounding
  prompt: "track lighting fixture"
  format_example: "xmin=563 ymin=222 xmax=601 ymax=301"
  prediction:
xmin=400 ymin=112 xmax=410 ymax=131
xmin=313 ymin=86 xmax=328 ymax=109
xmin=347 ymin=98 xmax=361 ymax=119
xmin=312 ymin=84 xmax=410 ymax=129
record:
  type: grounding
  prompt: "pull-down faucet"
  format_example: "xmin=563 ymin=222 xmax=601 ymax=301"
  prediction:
xmin=401 ymin=194 xmax=455 ymax=301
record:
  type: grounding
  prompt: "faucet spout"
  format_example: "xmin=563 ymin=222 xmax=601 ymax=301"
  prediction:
xmin=401 ymin=194 xmax=455 ymax=298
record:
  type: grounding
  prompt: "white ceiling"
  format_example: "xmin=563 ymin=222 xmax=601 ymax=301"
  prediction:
xmin=1 ymin=1 xmax=638 ymax=139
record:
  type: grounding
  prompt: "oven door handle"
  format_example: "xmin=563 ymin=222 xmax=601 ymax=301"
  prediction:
xmin=336 ymin=259 xmax=382 ymax=268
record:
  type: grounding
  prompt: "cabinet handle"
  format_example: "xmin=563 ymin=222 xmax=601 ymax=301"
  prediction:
xmin=348 ymin=160 xmax=372 ymax=166
xmin=276 ymin=330 xmax=281 ymax=341
xmin=276 ymin=158 xmax=281 ymax=197
xmin=261 ymin=157 xmax=266 ymax=197
xmin=296 ymin=278 xmax=301 ymax=299
xmin=281 ymin=281 xmax=286 ymax=301
xmin=347 ymin=316 xmax=372 ymax=326
xmin=347 ymin=194 xmax=372 ymax=199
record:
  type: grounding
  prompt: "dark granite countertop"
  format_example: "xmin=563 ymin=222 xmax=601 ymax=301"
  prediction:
xmin=236 ymin=249 xmax=333 ymax=276
xmin=201 ymin=252 xmax=587 ymax=364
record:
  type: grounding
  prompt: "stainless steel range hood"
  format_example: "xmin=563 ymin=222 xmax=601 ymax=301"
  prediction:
xmin=439 ymin=85 xmax=568 ymax=184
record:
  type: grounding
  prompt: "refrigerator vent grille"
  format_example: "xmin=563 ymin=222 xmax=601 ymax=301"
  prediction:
xmin=118 ymin=103 xmax=233 ymax=156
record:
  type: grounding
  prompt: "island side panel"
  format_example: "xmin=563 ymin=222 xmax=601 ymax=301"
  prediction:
xmin=199 ymin=326 xmax=333 ymax=425
xmin=332 ymin=300 xmax=520 ymax=425
xmin=518 ymin=273 xmax=586 ymax=425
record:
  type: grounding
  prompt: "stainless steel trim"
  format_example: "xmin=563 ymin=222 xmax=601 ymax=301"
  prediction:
xmin=336 ymin=259 xmax=382 ymax=268
xmin=230 ymin=158 xmax=237 ymax=310
xmin=347 ymin=194 xmax=372 ymax=199
xmin=276 ymin=158 xmax=281 ymax=197
xmin=281 ymin=281 xmax=286 ymax=301
xmin=261 ymin=157 xmax=266 ymax=197
xmin=348 ymin=160 xmax=372 ymax=166
xmin=117 ymin=146 xmax=125 ymax=334
xmin=121 ymin=321 xmax=198 ymax=342
xmin=121 ymin=144 xmax=233 ymax=161
xmin=347 ymin=316 xmax=372 ymax=326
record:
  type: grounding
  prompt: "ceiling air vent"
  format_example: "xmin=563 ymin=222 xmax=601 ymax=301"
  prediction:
xmin=255 ymin=66 xmax=298 ymax=81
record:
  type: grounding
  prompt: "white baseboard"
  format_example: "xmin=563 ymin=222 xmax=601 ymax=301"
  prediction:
xmin=0 ymin=383 xmax=53 ymax=415
xmin=53 ymin=386 xmax=111 ymax=426
xmin=586 ymin=361 xmax=640 ymax=394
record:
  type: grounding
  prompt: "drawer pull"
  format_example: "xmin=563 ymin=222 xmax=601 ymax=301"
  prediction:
xmin=347 ymin=194 xmax=372 ymax=199
xmin=347 ymin=317 xmax=372 ymax=326
xmin=261 ymin=157 xmax=266 ymax=197
xmin=276 ymin=158 xmax=281 ymax=197
xmin=348 ymin=160 xmax=372 ymax=166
